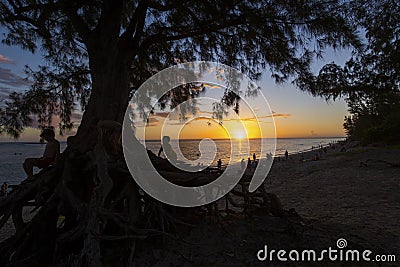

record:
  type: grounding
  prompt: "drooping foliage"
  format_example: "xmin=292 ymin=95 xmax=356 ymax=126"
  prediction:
xmin=0 ymin=0 xmax=361 ymax=138
xmin=302 ymin=0 xmax=400 ymax=144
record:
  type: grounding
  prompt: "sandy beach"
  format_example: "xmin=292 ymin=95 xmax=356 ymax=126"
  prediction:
xmin=132 ymin=144 xmax=400 ymax=266
xmin=266 ymin=145 xmax=400 ymax=257
xmin=1 ymin=143 xmax=399 ymax=265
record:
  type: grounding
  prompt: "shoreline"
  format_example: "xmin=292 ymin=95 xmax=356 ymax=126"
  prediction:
xmin=273 ymin=138 xmax=347 ymax=157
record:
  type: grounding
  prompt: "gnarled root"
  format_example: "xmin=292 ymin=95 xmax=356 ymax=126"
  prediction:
xmin=0 ymin=144 xmax=175 ymax=266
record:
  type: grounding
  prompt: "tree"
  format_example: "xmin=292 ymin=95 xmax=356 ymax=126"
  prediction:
xmin=1 ymin=0 xmax=360 ymax=143
xmin=299 ymin=0 xmax=400 ymax=144
xmin=0 ymin=1 xmax=361 ymax=265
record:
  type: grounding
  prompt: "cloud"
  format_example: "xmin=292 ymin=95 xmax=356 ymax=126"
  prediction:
xmin=0 ymin=87 xmax=15 ymax=100
xmin=221 ymin=113 xmax=291 ymax=123
xmin=271 ymin=113 xmax=291 ymax=118
xmin=166 ymin=121 xmax=192 ymax=126
xmin=134 ymin=116 xmax=160 ymax=127
xmin=203 ymin=83 xmax=222 ymax=89
xmin=147 ymin=117 xmax=159 ymax=126
xmin=196 ymin=109 xmax=214 ymax=115
xmin=268 ymin=111 xmax=291 ymax=118
xmin=153 ymin=111 xmax=170 ymax=118
xmin=26 ymin=111 xmax=84 ymax=128
xmin=0 ymin=54 xmax=14 ymax=64
xmin=0 ymin=67 xmax=31 ymax=88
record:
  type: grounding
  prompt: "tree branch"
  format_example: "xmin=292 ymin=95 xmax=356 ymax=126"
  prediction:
xmin=1 ymin=1 xmax=59 ymax=40
xmin=120 ymin=0 xmax=148 ymax=45
xmin=141 ymin=15 xmax=247 ymax=48
xmin=147 ymin=0 xmax=191 ymax=11
xmin=62 ymin=4 xmax=92 ymax=42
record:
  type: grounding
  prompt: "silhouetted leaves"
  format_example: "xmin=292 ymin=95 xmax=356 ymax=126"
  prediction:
xmin=0 ymin=0 xmax=361 ymax=137
xmin=305 ymin=0 xmax=400 ymax=143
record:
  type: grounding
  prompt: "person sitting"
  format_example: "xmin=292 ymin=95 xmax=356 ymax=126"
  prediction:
xmin=158 ymin=136 xmax=177 ymax=162
xmin=23 ymin=128 xmax=60 ymax=179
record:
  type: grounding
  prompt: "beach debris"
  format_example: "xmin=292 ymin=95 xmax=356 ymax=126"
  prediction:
xmin=359 ymin=160 xmax=368 ymax=167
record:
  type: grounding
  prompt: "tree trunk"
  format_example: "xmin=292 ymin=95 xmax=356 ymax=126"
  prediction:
xmin=75 ymin=43 xmax=132 ymax=150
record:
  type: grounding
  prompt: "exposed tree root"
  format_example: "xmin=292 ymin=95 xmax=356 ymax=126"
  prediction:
xmin=0 ymin=134 xmax=286 ymax=266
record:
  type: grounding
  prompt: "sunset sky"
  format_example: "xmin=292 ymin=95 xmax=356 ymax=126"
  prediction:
xmin=0 ymin=39 xmax=350 ymax=141
xmin=132 ymin=78 xmax=348 ymax=141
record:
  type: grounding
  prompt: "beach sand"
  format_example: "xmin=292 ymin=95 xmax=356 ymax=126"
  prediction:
xmin=266 ymin=145 xmax=400 ymax=248
xmin=1 ymin=144 xmax=399 ymax=265
xmin=135 ymin=144 xmax=400 ymax=266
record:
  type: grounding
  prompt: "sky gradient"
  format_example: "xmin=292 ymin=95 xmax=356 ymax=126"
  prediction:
xmin=0 ymin=39 xmax=351 ymax=142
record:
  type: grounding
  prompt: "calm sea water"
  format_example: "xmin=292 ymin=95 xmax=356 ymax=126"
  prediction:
xmin=144 ymin=138 xmax=344 ymax=166
xmin=0 ymin=142 xmax=67 ymax=185
xmin=0 ymin=138 xmax=343 ymax=184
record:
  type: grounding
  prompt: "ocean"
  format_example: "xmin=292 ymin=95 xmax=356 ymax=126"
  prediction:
xmin=0 ymin=138 xmax=344 ymax=185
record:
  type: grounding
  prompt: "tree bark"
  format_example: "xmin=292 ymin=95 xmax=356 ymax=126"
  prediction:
xmin=75 ymin=39 xmax=133 ymax=150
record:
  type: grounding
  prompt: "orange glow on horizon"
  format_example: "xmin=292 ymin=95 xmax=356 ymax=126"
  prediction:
xmin=141 ymin=116 xmax=264 ymax=141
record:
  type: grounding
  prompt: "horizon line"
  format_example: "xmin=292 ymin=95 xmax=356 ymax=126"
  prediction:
xmin=0 ymin=136 xmax=347 ymax=143
xmin=141 ymin=136 xmax=346 ymax=141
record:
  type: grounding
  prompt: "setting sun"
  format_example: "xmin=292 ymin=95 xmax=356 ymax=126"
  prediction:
xmin=232 ymin=129 xmax=246 ymax=139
